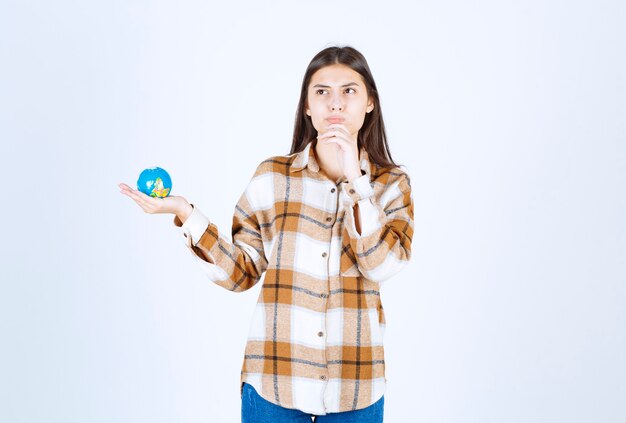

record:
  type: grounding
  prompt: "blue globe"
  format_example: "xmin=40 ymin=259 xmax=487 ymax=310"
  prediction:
xmin=137 ymin=167 xmax=172 ymax=198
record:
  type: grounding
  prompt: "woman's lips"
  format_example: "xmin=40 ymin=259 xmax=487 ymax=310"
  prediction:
xmin=326 ymin=117 xmax=345 ymax=123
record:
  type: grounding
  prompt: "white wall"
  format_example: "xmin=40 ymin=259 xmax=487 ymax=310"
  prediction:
xmin=1 ymin=0 xmax=624 ymax=422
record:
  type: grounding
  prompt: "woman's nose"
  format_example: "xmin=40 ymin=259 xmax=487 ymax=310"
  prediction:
xmin=330 ymin=95 xmax=343 ymax=111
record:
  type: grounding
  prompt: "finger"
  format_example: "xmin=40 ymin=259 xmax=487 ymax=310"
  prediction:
xmin=317 ymin=129 xmax=336 ymax=138
xmin=120 ymin=191 xmax=151 ymax=213
xmin=318 ymin=129 xmax=344 ymax=140
xmin=119 ymin=185 xmax=135 ymax=196
xmin=136 ymin=193 xmax=158 ymax=211
xmin=323 ymin=137 xmax=351 ymax=151
xmin=319 ymin=125 xmax=345 ymax=134
xmin=318 ymin=129 xmax=355 ymax=144
xmin=119 ymin=187 xmax=141 ymax=200
xmin=118 ymin=183 xmax=145 ymax=198
xmin=118 ymin=182 xmax=150 ymax=197
xmin=120 ymin=183 xmax=154 ymax=201
xmin=326 ymin=124 xmax=350 ymax=135
xmin=320 ymin=131 xmax=351 ymax=145
xmin=122 ymin=187 xmax=153 ymax=208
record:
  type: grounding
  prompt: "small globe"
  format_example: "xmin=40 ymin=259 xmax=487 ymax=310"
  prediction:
xmin=137 ymin=167 xmax=172 ymax=198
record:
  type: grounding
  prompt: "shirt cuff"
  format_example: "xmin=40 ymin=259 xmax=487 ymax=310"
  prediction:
xmin=173 ymin=204 xmax=210 ymax=247
xmin=344 ymin=173 xmax=375 ymax=204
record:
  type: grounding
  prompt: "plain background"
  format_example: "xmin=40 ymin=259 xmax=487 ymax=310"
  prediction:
xmin=1 ymin=0 xmax=624 ymax=422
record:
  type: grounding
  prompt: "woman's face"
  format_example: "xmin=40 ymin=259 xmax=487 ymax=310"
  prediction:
xmin=305 ymin=64 xmax=374 ymax=139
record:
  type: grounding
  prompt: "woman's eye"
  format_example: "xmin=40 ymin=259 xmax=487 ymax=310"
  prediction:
xmin=314 ymin=88 xmax=355 ymax=94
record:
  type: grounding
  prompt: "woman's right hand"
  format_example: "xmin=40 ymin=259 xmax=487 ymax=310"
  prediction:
xmin=118 ymin=182 xmax=193 ymax=222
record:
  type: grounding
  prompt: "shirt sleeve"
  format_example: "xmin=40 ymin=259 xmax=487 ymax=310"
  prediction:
xmin=341 ymin=169 xmax=414 ymax=284
xmin=172 ymin=168 xmax=269 ymax=293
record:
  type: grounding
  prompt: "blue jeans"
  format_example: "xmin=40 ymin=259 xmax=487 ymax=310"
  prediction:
xmin=241 ymin=382 xmax=384 ymax=422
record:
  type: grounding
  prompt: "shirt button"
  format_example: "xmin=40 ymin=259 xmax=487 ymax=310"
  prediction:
xmin=318 ymin=331 xmax=324 ymax=337
xmin=320 ymin=375 xmax=327 ymax=380
xmin=330 ymin=187 xmax=336 ymax=193
xmin=321 ymin=252 xmax=327 ymax=257
xmin=349 ymin=189 xmax=356 ymax=194
xmin=326 ymin=216 xmax=332 ymax=222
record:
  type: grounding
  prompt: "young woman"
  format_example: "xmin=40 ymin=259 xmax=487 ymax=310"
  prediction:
xmin=119 ymin=45 xmax=414 ymax=423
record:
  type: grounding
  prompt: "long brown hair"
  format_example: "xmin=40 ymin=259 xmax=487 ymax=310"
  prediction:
xmin=289 ymin=45 xmax=400 ymax=170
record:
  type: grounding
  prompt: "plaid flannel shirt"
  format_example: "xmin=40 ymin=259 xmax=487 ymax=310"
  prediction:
xmin=173 ymin=139 xmax=414 ymax=415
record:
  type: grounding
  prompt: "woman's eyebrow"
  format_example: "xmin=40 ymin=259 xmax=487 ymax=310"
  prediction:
xmin=312 ymin=82 xmax=360 ymax=88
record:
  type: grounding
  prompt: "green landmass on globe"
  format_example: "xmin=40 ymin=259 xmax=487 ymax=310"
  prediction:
xmin=150 ymin=177 xmax=170 ymax=198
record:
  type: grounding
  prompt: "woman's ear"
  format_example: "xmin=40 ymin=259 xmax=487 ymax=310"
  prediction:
xmin=366 ymin=98 xmax=374 ymax=113
xmin=306 ymin=109 xmax=311 ymax=116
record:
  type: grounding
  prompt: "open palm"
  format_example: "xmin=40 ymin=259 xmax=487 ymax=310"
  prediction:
xmin=118 ymin=182 xmax=187 ymax=215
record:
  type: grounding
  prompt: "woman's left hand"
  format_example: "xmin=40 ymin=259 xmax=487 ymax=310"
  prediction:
xmin=317 ymin=123 xmax=362 ymax=181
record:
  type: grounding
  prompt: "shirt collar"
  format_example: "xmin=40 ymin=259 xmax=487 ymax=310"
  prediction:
xmin=289 ymin=139 xmax=372 ymax=181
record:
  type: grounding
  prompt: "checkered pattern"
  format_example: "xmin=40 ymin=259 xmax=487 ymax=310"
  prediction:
xmin=173 ymin=139 xmax=414 ymax=415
